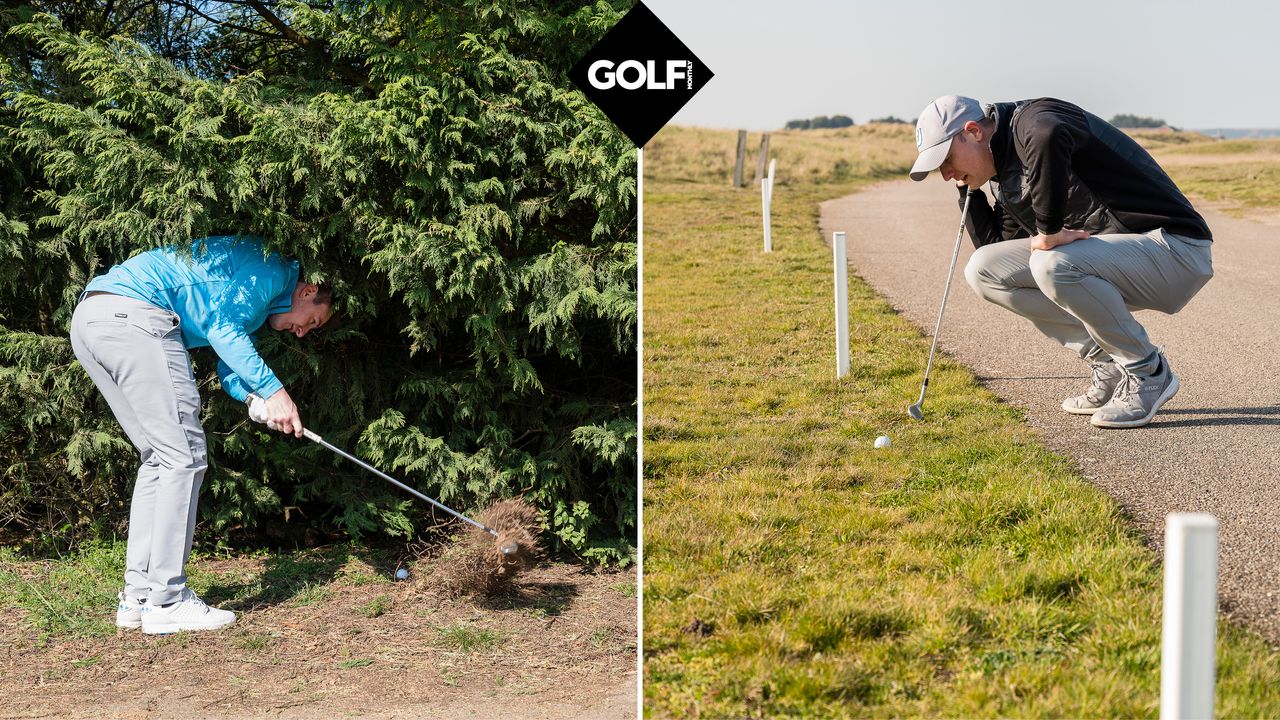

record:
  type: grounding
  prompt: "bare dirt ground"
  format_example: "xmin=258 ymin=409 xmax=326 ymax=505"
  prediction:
xmin=0 ymin=557 xmax=637 ymax=719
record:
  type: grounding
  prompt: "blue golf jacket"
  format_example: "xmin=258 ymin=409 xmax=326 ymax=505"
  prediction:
xmin=84 ymin=236 xmax=299 ymax=402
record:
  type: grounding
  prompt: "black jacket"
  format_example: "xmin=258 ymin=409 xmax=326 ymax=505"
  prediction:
xmin=963 ymin=98 xmax=1212 ymax=248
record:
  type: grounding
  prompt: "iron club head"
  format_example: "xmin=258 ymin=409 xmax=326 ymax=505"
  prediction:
xmin=908 ymin=403 xmax=924 ymax=420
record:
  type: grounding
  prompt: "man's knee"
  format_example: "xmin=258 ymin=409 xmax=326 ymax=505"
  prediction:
xmin=1028 ymin=249 xmax=1079 ymax=300
xmin=964 ymin=246 xmax=1008 ymax=302
xmin=151 ymin=430 xmax=207 ymax=476
xmin=962 ymin=256 xmax=988 ymax=298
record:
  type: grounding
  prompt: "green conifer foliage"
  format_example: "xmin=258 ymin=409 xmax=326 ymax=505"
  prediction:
xmin=0 ymin=1 xmax=636 ymax=562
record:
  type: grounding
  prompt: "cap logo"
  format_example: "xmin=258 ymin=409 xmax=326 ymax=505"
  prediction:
xmin=916 ymin=127 xmax=923 ymax=150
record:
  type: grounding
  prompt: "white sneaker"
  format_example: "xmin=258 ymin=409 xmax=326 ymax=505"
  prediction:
xmin=1062 ymin=359 xmax=1124 ymax=415
xmin=141 ymin=589 xmax=236 ymax=635
xmin=116 ymin=591 xmax=145 ymax=630
xmin=1090 ymin=354 xmax=1180 ymax=429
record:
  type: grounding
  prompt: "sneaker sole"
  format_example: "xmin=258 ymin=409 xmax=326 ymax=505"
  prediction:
xmin=116 ymin=618 xmax=142 ymax=630
xmin=1090 ymin=374 xmax=1180 ymax=429
xmin=142 ymin=617 xmax=236 ymax=635
xmin=1061 ymin=400 xmax=1103 ymax=416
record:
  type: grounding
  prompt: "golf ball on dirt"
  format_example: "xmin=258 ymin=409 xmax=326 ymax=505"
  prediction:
xmin=395 ymin=567 xmax=409 ymax=581
xmin=874 ymin=435 xmax=892 ymax=449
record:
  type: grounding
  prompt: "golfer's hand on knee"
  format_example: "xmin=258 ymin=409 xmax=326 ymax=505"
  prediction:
xmin=1030 ymin=228 xmax=1090 ymax=251
xmin=265 ymin=388 xmax=304 ymax=437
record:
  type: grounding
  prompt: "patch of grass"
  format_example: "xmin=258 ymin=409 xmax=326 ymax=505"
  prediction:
xmin=437 ymin=623 xmax=504 ymax=653
xmin=290 ymin=582 xmax=333 ymax=607
xmin=1143 ymin=137 xmax=1280 ymax=213
xmin=611 ymin=581 xmax=637 ymax=598
xmin=1124 ymin=128 xmax=1215 ymax=149
xmin=338 ymin=658 xmax=374 ymax=669
xmin=234 ymin=632 xmax=272 ymax=651
xmin=0 ymin=539 xmax=124 ymax=642
xmin=1161 ymin=138 xmax=1280 ymax=156
xmin=195 ymin=544 xmax=362 ymax=607
xmin=1163 ymin=163 xmax=1280 ymax=210
xmin=641 ymin=125 xmax=1280 ymax=717
xmin=357 ymin=594 xmax=391 ymax=618
xmin=337 ymin=556 xmax=390 ymax=587
xmin=589 ymin=627 xmax=615 ymax=649
xmin=0 ymin=542 xmax=398 ymax=643
xmin=645 ymin=124 xmax=914 ymax=188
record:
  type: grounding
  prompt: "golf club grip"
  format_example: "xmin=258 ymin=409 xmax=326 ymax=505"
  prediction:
xmin=302 ymin=429 xmax=499 ymax=538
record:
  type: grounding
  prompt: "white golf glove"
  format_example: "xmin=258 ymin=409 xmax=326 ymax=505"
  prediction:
xmin=246 ymin=394 xmax=280 ymax=431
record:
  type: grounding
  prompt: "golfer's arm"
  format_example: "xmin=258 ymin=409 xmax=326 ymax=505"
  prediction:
xmin=217 ymin=360 xmax=254 ymax=403
xmin=959 ymin=187 xmax=1004 ymax=248
xmin=1017 ymin=108 xmax=1089 ymax=235
xmin=208 ymin=326 xmax=284 ymax=402
xmin=208 ymin=262 xmax=291 ymax=402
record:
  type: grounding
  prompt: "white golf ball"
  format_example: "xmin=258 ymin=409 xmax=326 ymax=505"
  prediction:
xmin=395 ymin=567 xmax=409 ymax=581
xmin=874 ymin=435 xmax=891 ymax=449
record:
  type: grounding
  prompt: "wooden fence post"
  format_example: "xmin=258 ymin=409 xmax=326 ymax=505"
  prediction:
xmin=733 ymin=130 xmax=747 ymax=188
xmin=755 ymin=133 xmax=771 ymax=183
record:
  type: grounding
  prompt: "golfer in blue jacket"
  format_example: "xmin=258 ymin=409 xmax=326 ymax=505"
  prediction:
xmin=69 ymin=236 xmax=335 ymax=634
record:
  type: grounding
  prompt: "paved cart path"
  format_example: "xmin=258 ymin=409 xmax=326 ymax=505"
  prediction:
xmin=821 ymin=181 xmax=1280 ymax=641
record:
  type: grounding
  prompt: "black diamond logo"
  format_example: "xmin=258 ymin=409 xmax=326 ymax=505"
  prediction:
xmin=569 ymin=2 xmax=714 ymax=148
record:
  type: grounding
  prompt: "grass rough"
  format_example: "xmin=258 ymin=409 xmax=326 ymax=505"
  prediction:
xmin=641 ymin=125 xmax=1280 ymax=717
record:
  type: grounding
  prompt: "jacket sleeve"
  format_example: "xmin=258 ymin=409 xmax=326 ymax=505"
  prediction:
xmin=1014 ymin=103 xmax=1091 ymax=235
xmin=218 ymin=359 xmax=255 ymax=403
xmin=960 ymin=186 xmax=1028 ymax=248
xmin=206 ymin=256 xmax=289 ymax=402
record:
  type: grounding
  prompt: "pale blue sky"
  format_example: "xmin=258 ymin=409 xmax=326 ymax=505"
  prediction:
xmin=645 ymin=0 xmax=1280 ymax=131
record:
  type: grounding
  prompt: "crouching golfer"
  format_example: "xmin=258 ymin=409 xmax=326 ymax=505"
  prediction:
xmin=909 ymin=95 xmax=1213 ymax=428
xmin=69 ymin=235 xmax=334 ymax=633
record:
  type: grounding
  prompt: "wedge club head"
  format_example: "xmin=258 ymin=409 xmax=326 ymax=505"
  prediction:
xmin=908 ymin=402 xmax=924 ymax=420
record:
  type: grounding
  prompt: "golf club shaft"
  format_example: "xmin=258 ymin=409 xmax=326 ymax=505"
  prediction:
xmin=301 ymin=428 xmax=498 ymax=537
xmin=916 ymin=189 xmax=973 ymax=406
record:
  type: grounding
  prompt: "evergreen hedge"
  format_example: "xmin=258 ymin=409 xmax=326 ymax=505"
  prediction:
xmin=0 ymin=1 xmax=636 ymax=562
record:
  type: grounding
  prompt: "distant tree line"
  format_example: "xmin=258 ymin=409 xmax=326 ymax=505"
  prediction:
xmin=785 ymin=114 xmax=854 ymax=130
xmin=1110 ymin=114 xmax=1168 ymax=129
xmin=868 ymin=116 xmax=910 ymax=125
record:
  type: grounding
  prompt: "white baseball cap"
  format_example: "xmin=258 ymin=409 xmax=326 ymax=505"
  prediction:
xmin=909 ymin=95 xmax=985 ymax=181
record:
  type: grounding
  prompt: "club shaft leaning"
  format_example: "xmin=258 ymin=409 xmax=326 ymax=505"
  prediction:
xmin=918 ymin=190 xmax=972 ymax=406
xmin=307 ymin=432 xmax=497 ymax=537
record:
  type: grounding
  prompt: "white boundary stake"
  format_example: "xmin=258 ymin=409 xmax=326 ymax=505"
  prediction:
xmin=761 ymin=178 xmax=771 ymax=252
xmin=761 ymin=158 xmax=776 ymax=252
xmin=1161 ymin=512 xmax=1219 ymax=720
xmin=833 ymin=231 xmax=849 ymax=377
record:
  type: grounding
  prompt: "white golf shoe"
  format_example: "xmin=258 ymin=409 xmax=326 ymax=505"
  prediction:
xmin=1062 ymin=359 xmax=1124 ymax=415
xmin=141 ymin=589 xmax=236 ymax=635
xmin=1090 ymin=355 xmax=1179 ymax=429
xmin=115 ymin=591 xmax=145 ymax=630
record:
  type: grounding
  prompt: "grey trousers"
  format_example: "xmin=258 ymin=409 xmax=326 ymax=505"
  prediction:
xmin=69 ymin=293 xmax=206 ymax=606
xmin=963 ymin=228 xmax=1213 ymax=376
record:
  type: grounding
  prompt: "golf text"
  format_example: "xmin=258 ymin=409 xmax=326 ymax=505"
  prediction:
xmin=587 ymin=59 xmax=693 ymax=90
